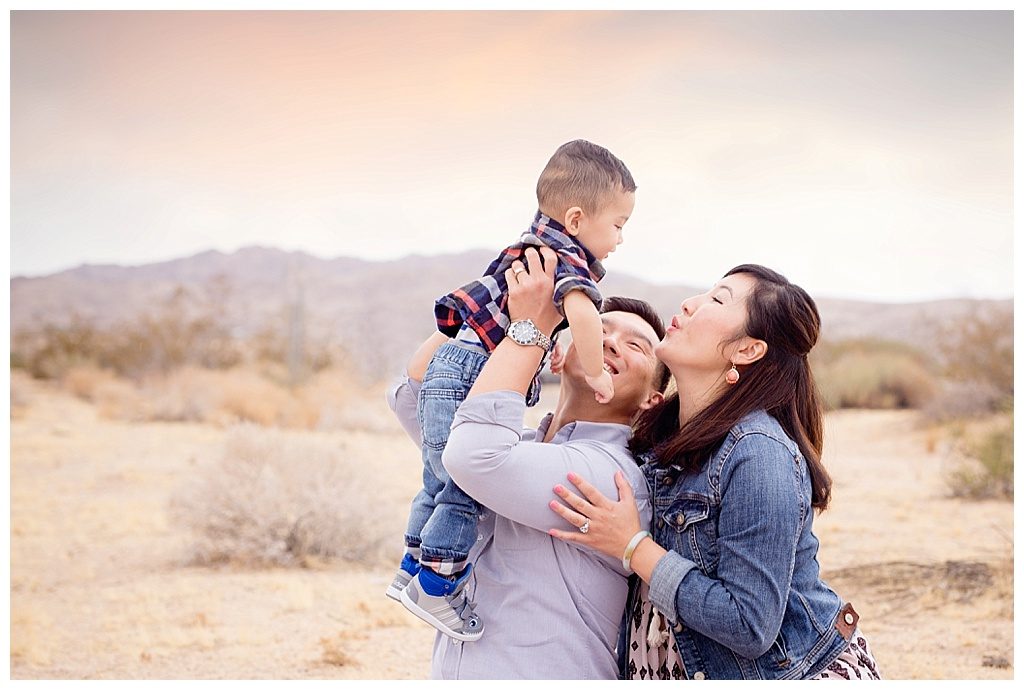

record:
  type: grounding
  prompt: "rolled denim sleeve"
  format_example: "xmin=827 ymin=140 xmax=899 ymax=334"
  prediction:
xmin=657 ymin=434 xmax=804 ymax=659
xmin=384 ymin=374 xmax=422 ymax=446
xmin=647 ymin=551 xmax=700 ymax=623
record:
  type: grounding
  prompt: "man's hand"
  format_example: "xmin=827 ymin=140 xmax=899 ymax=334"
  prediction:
xmin=506 ymin=246 xmax=562 ymax=336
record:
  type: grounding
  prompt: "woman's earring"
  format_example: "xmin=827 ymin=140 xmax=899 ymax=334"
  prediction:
xmin=726 ymin=364 xmax=740 ymax=385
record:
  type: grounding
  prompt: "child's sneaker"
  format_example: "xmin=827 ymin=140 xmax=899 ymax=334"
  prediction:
xmin=400 ymin=564 xmax=484 ymax=642
xmin=385 ymin=553 xmax=421 ymax=602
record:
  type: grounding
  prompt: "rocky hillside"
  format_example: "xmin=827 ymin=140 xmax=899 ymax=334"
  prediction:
xmin=11 ymin=246 xmax=1011 ymax=377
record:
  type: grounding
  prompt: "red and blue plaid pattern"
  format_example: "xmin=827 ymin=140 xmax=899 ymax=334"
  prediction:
xmin=434 ymin=212 xmax=605 ymax=351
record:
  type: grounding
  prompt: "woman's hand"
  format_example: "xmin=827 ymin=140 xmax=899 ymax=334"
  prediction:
xmin=548 ymin=470 xmax=643 ymax=560
xmin=506 ymin=246 xmax=563 ymax=336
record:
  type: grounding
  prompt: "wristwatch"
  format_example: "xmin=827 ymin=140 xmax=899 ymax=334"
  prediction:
xmin=507 ymin=319 xmax=553 ymax=351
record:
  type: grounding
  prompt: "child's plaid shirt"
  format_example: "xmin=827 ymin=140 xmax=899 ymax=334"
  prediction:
xmin=434 ymin=211 xmax=605 ymax=353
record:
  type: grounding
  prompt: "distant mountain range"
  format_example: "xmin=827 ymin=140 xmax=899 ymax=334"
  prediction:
xmin=11 ymin=246 xmax=1012 ymax=378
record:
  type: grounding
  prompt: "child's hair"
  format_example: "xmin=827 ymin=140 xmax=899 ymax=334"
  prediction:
xmin=536 ymin=140 xmax=636 ymax=218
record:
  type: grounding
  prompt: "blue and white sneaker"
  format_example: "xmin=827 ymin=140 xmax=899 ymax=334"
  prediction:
xmin=385 ymin=553 xmax=421 ymax=602
xmin=400 ymin=564 xmax=484 ymax=642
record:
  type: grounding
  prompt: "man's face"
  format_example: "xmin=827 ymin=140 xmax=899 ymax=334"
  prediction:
xmin=563 ymin=310 xmax=661 ymax=412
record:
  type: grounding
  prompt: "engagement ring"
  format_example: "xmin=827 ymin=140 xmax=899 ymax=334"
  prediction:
xmin=579 ymin=519 xmax=590 ymax=534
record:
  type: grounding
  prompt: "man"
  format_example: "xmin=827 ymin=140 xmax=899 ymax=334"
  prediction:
xmin=386 ymin=247 xmax=670 ymax=679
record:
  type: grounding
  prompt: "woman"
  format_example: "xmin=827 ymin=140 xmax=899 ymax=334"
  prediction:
xmin=547 ymin=264 xmax=881 ymax=680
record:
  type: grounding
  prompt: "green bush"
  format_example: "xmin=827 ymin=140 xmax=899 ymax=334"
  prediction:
xmin=811 ymin=339 xmax=937 ymax=410
xmin=947 ymin=418 xmax=1013 ymax=500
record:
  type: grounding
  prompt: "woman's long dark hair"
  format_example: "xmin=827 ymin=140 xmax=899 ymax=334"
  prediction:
xmin=630 ymin=264 xmax=832 ymax=510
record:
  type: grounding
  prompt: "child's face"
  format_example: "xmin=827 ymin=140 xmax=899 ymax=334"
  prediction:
xmin=572 ymin=190 xmax=635 ymax=261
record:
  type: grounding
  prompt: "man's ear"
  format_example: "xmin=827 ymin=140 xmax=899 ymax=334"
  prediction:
xmin=563 ymin=206 xmax=584 ymax=235
xmin=734 ymin=338 xmax=768 ymax=366
xmin=639 ymin=389 xmax=664 ymax=411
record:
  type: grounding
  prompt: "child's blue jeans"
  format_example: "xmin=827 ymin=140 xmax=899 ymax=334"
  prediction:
xmin=406 ymin=341 xmax=488 ymax=576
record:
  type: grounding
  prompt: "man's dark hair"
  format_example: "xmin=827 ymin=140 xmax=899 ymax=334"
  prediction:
xmin=600 ymin=296 xmax=671 ymax=393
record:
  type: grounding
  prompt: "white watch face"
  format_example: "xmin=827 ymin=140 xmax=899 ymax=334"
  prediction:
xmin=509 ymin=320 xmax=536 ymax=344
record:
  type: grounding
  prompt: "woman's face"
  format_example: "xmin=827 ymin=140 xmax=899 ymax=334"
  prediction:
xmin=657 ymin=272 xmax=758 ymax=375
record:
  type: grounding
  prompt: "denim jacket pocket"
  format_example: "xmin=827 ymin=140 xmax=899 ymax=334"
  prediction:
xmin=662 ymin=496 xmax=719 ymax=575
xmin=766 ymin=630 xmax=794 ymax=671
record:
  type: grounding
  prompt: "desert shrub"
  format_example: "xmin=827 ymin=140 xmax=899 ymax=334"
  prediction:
xmin=920 ymin=380 xmax=1007 ymax=423
xmin=297 ymin=367 xmax=392 ymax=433
xmin=928 ymin=306 xmax=1014 ymax=417
xmin=14 ymin=318 xmax=104 ymax=380
xmin=169 ymin=424 xmax=392 ymax=567
xmin=10 ymin=287 xmax=244 ymax=381
xmin=251 ymin=325 xmax=340 ymax=384
xmin=12 ymin=316 xmax=243 ymax=382
xmin=811 ymin=339 xmax=937 ymax=410
xmin=946 ymin=415 xmax=1013 ymax=500
xmin=61 ymin=365 xmax=148 ymax=421
xmin=938 ymin=305 xmax=1013 ymax=394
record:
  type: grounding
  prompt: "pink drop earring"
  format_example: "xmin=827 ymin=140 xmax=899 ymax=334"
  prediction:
xmin=726 ymin=364 xmax=740 ymax=385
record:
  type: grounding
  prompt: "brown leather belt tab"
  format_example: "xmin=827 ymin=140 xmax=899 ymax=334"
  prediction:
xmin=834 ymin=602 xmax=859 ymax=641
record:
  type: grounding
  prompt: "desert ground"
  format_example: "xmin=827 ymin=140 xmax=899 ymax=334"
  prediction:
xmin=9 ymin=372 xmax=1013 ymax=680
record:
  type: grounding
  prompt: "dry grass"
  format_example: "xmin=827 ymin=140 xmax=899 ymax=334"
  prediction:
xmin=61 ymin=364 xmax=120 ymax=401
xmin=169 ymin=424 xmax=393 ymax=568
xmin=10 ymin=368 xmax=35 ymax=418
xmin=139 ymin=367 xmax=306 ymax=426
xmin=319 ymin=633 xmax=361 ymax=668
xmin=9 ymin=373 xmax=1014 ymax=679
xmin=68 ymin=365 xmax=389 ymax=432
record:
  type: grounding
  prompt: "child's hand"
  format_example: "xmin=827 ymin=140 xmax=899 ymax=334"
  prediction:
xmin=585 ymin=370 xmax=614 ymax=404
xmin=549 ymin=342 xmax=565 ymax=375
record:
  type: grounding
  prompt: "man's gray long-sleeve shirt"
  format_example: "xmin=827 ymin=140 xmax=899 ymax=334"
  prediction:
xmin=386 ymin=377 xmax=653 ymax=679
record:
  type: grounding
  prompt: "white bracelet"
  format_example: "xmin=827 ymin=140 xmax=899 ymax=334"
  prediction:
xmin=622 ymin=530 xmax=651 ymax=571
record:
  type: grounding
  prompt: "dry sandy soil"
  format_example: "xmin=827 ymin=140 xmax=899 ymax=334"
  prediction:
xmin=9 ymin=373 xmax=1014 ymax=679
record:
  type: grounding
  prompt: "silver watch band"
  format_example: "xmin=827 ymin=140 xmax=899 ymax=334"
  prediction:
xmin=534 ymin=331 xmax=553 ymax=351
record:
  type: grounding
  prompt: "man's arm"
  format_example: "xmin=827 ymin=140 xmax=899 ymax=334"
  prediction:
xmin=384 ymin=331 xmax=449 ymax=445
xmin=406 ymin=331 xmax=449 ymax=381
xmin=442 ymin=246 xmax=650 ymax=547
xmin=464 ymin=247 xmax=563 ymax=399
xmin=443 ymin=389 xmax=648 ymax=541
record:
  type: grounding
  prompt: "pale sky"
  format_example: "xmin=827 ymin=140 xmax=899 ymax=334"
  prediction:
xmin=10 ymin=10 xmax=1013 ymax=301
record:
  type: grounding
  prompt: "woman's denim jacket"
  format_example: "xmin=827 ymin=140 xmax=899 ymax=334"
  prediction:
xmin=617 ymin=409 xmax=849 ymax=680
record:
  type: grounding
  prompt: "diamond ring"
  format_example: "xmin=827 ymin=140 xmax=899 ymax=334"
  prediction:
xmin=579 ymin=519 xmax=590 ymax=534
